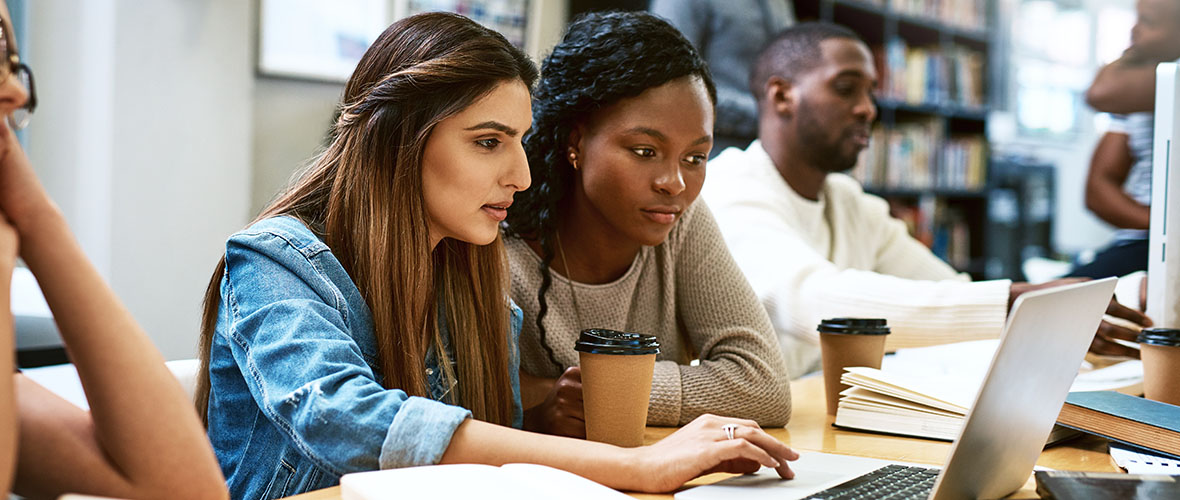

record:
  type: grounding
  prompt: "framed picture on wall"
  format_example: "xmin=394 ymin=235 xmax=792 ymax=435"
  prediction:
xmin=258 ymin=0 xmax=391 ymax=82
xmin=258 ymin=0 xmax=531 ymax=82
xmin=401 ymin=0 xmax=529 ymax=48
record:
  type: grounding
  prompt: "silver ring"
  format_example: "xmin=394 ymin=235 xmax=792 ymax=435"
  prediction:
xmin=722 ymin=423 xmax=738 ymax=440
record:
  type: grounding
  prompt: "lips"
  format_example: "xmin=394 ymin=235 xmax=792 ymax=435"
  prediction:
xmin=641 ymin=205 xmax=681 ymax=225
xmin=849 ymin=128 xmax=871 ymax=148
xmin=481 ymin=200 xmax=512 ymax=222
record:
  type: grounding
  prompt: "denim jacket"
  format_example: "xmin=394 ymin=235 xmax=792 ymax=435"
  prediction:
xmin=206 ymin=216 xmax=523 ymax=500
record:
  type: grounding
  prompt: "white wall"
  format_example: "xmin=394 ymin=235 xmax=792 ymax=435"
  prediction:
xmin=23 ymin=1 xmax=567 ymax=360
xmin=250 ymin=78 xmax=339 ymax=217
xmin=26 ymin=0 xmax=254 ymax=360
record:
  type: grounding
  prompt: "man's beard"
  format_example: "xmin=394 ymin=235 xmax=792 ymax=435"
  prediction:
xmin=795 ymin=102 xmax=864 ymax=173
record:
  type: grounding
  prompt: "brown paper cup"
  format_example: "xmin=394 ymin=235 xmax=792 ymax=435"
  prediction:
xmin=820 ymin=332 xmax=887 ymax=416
xmin=1142 ymin=343 xmax=1180 ymax=406
xmin=579 ymin=351 xmax=656 ymax=447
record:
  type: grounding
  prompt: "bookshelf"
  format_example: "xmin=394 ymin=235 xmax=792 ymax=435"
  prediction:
xmin=795 ymin=0 xmax=997 ymax=279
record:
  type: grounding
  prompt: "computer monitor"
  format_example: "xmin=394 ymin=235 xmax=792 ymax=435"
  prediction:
xmin=1148 ymin=62 xmax=1180 ymax=327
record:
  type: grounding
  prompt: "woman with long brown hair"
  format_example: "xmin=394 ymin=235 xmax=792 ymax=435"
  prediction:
xmin=198 ymin=11 xmax=797 ymax=499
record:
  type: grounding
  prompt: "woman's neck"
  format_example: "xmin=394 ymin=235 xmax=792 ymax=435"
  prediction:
xmin=529 ymin=196 xmax=642 ymax=285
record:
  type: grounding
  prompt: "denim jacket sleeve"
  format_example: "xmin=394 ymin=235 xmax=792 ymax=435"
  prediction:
xmin=221 ymin=226 xmax=471 ymax=476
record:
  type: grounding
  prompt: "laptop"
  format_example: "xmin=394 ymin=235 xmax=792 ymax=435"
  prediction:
xmin=677 ymin=277 xmax=1119 ymax=500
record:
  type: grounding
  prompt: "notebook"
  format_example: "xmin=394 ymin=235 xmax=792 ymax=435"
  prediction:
xmin=832 ymin=343 xmax=1142 ymax=442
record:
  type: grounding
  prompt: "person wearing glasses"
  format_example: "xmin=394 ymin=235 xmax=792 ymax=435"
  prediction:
xmin=0 ymin=2 xmax=227 ymax=498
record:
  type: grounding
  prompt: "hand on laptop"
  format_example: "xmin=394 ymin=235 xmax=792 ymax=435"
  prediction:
xmin=1010 ymin=278 xmax=1152 ymax=358
xmin=632 ymin=414 xmax=798 ymax=492
xmin=1091 ymin=298 xmax=1153 ymax=358
xmin=1008 ymin=278 xmax=1086 ymax=310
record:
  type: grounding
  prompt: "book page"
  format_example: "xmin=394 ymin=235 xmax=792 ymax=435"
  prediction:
xmin=341 ymin=463 xmax=630 ymax=500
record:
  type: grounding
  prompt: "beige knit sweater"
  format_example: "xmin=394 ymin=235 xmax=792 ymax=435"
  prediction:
xmin=505 ymin=202 xmax=792 ymax=427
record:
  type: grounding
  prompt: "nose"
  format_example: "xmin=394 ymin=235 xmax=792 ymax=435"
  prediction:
xmin=0 ymin=69 xmax=29 ymax=121
xmin=504 ymin=142 xmax=531 ymax=192
xmin=652 ymin=159 xmax=686 ymax=196
xmin=855 ymin=91 xmax=877 ymax=123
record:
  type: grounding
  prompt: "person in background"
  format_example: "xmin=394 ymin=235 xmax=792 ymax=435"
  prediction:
xmin=650 ymin=0 xmax=795 ymax=156
xmin=1070 ymin=0 xmax=1180 ymax=279
xmin=702 ymin=23 xmax=1153 ymax=377
xmin=502 ymin=11 xmax=792 ymax=439
xmin=0 ymin=1 xmax=227 ymax=498
xmin=197 ymin=12 xmax=797 ymax=499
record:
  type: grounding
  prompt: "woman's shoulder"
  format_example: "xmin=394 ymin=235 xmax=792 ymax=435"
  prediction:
xmin=229 ymin=216 xmax=331 ymax=260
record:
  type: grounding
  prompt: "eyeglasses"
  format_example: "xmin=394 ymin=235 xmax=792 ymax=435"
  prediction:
xmin=0 ymin=18 xmax=35 ymax=130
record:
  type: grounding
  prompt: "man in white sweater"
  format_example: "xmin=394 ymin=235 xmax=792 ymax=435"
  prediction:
xmin=702 ymin=23 xmax=1150 ymax=377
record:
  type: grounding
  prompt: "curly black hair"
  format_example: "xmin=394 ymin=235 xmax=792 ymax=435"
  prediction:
xmin=503 ymin=10 xmax=717 ymax=369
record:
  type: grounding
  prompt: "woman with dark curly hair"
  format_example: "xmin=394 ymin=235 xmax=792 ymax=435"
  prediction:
xmin=504 ymin=11 xmax=793 ymax=438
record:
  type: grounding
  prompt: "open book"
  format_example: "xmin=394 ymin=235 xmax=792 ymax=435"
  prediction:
xmin=834 ymin=340 xmax=1143 ymax=441
xmin=341 ymin=463 xmax=631 ymax=500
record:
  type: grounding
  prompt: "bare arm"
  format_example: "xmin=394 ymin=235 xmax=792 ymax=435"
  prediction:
xmin=0 ymin=133 xmax=226 ymax=499
xmin=441 ymin=414 xmax=797 ymax=493
xmin=1086 ymin=56 xmax=1157 ymax=113
xmin=0 ymin=218 xmax=17 ymax=496
xmin=1084 ymin=132 xmax=1150 ymax=229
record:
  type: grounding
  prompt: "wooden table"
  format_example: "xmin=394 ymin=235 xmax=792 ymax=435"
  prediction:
xmin=287 ymin=376 xmax=1118 ymax=499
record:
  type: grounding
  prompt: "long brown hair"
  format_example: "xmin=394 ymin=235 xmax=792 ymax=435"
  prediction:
xmin=195 ymin=12 xmax=537 ymax=427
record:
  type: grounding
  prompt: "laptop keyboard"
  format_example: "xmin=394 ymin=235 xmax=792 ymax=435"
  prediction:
xmin=803 ymin=464 xmax=940 ymax=500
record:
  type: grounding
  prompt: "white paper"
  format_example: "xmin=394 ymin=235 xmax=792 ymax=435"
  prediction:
xmin=1110 ymin=445 xmax=1180 ymax=476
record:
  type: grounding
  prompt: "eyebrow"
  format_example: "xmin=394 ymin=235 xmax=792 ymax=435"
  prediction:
xmin=624 ymin=126 xmax=712 ymax=147
xmin=464 ymin=121 xmax=520 ymax=137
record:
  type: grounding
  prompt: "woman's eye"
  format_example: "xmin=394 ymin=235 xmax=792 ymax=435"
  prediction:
xmin=632 ymin=147 xmax=656 ymax=158
xmin=684 ymin=154 xmax=707 ymax=166
xmin=476 ymin=138 xmax=501 ymax=149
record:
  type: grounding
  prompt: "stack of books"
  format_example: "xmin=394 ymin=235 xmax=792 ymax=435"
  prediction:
xmin=1057 ymin=391 xmax=1180 ymax=460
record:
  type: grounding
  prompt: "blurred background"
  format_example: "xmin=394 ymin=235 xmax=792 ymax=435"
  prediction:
xmin=9 ymin=0 xmax=1148 ymax=362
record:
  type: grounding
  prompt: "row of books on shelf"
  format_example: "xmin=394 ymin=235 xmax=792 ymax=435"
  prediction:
xmin=886 ymin=197 xmax=970 ymax=269
xmin=890 ymin=0 xmax=987 ymax=31
xmin=875 ymin=39 xmax=986 ymax=109
xmin=851 ymin=124 xmax=987 ymax=191
xmin=853 ymin=0 xmax=987 ymax=31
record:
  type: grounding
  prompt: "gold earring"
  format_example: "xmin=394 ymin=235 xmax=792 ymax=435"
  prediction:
xmin=568 ymin=151 xmax=579 ymax=170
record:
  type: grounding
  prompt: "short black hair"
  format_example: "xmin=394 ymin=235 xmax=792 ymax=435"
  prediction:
xmin=749 ymin=22 xmax=864 ymax=102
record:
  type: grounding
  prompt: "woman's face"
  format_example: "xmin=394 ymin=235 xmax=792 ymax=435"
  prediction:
xmin=571 ymin=76 xmax=714 ymax=247
xmin=422 ymin=79 xmax=533 ymax=247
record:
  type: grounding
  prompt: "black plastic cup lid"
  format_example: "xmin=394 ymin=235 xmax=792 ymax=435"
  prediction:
xmin=1138 ymin=328 xmax=1180 ymax=347
xmin=574 ymin=328 xmax=660 ymax=355
xmin=816 ymin=318 xmax=890 ymax=335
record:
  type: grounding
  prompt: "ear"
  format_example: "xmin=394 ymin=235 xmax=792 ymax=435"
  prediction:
xmin=765 ymin=76 xmax=796 ymax=117
xmin=566 ymin=126 xmax=585 ymax=157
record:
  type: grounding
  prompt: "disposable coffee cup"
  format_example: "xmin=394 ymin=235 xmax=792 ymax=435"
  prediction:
xmin=1139 ymin=328 xmax=1180 ymax=406
xmin=818 ymin=318 xmax=890 ymax=416
xmin=575 ymin=328 xmax=659 ymax=447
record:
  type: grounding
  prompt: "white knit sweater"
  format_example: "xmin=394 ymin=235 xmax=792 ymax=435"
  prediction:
xmin=702 ymin=141 xmax=1011 ymax=377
